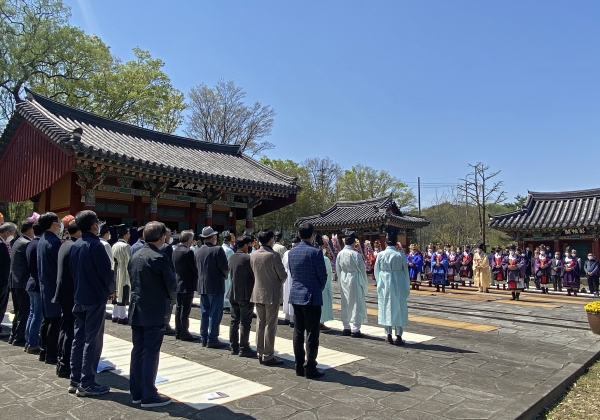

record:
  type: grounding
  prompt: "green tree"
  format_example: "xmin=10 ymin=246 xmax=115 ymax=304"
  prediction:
xmin=185 ymin=80 xmax=276 ymax=156
xmin=337 ymin=164 xmax=416 ymax=210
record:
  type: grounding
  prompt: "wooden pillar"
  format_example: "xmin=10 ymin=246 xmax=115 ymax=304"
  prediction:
xmin=229 ymin=207 xmax=237 ymax=233
xmin=189 ymin=202 xmax=198 ymax=232
xmin=554 ymin=239 xmax=561 ymax=253
xmin=592 ymin=239 xmax=599 ymax=258
xmin=149 ymin=196 xmax=158 ymax=222
xmin=379 ymin=233 xmax=386 ymax=250
xmin=204 ymin=203 xmax=213 ymax=227
xmin=245 ymin=208 xmax=253 ymax=233
xmin=133 ymin=196 xmax=144 ymax=226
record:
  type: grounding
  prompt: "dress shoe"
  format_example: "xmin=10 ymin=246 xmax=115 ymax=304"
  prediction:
xmin=341 ymin=329 xmax=351 ymax=336
xmin=13 ymin=340 xmax=26 ymax=347
xmin=27 ymin=346 xmax=41 ymax=355
xmin=351 ymin=331 xmax=364 ymax=338
xmin=206 ymin=341 xmax=228 ymax=349
xmin=305 ymin=369 xmax=325 ymax=379
xmin=296 ymin=369 xmax=305 ymax=377
xmin=289 ymin=322 xmax=294 ymax=328
xmin=283 ymin=319 xmax=290 ymax=325
xmin=319 ymin=324 xmax=331 ymax=331
xmin=262 ymin=358 xmax=284 ymax=366
xmin=386 ymin=334 xmax=394 ymax=345
xmin=164 ymin=326 xmax=177 ymax=336
xmin=45 ymin=358 xmax=58 ymax=365
xmin=239 ymin=349 xmax=257 ymax=358
xmin=395 ymin=336 xmax=405 ymax=346
xmin=230 ymin=347 xmax=239 ymax=355
xmin=111 ymin=318 xmax=118 ymax=323
xmin=117 ymin=318 xmax=128 ymax=325
xmin=201 ymin=341 xmax=208 ymax=347
xmin=57 ymin=370 xmax=71 ymax=378
xmin=223 ymin=307 xmax=231 ymax=314
xmin=180 ymin=335 xmax=197 ymax=342
xmin=7 ymin=338 xmax=13 ymax=345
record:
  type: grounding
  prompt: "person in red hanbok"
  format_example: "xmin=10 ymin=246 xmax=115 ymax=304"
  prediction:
xmin=562 ymin=253 xmax=580 ymax=296
xmin=447 ymin=247 xmax=461 ymax=289
xmin=503 ymin=245 xmax=525 ymax=300
xmin=422 ymin=244 xmax=435 ymax=286
xmin=460 ymin=245 xmax=473 ymax=287
xmin=535 ymin=246 xmax=552 ymax=294
xmin=491 ymin=247 xmax=506 ymax=290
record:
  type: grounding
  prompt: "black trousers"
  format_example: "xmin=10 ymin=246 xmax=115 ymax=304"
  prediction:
xmin=588 ymin=275 xmax=599 ymax=294
xmin=57 ymin=302 xmax=74 ymax=376
xmin=175 ymin=292 xmax=194 ymax=337
xmin=10 ymin=288 xmax=30 ymax=343
xmin=229 ymin=300 xmax=254 ymax=351
xmin=292 ymin=304 xmax=321 ymax=372
xmin=0 ymin=283 xmax=9 ymax=331
xmin=39 ymin=316 xmax=61 ymax=362
xmin=130 ymin=325 xmax=164 ymax=403
xmin=551 ymin=275 xmax=562 ymax=291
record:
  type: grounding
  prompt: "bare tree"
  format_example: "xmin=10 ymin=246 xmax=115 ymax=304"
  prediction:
xmin=184 ymin=80 xmax=276 ymax=156
xmin=303 ymin=157 xmax=342 ymax=209
xmin=458 ymin=162 xmax=506 ymax=246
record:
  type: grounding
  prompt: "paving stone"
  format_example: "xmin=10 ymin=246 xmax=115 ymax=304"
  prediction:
xmin=444 ymin=405 xmax=496 ymax=419
xmin=395 ymin=409 xmax=447 ymax=420
xmin=316 ymin=403 xmax=365 ymax=419
xmin=0 ymin=403 xmax=46 ymax=419
xmin=277 ymin=389 xmax=334 ymax=410
xmin=29 ymin=392 xmax=85 ymax=415
xmin=3 ymin=377 xmax=54 ymax=398
xmin=286 ymin=411 xmax=317 ymax=420
xmin=253 ymin=404 xmax=297 ymax=420
xmin=235 ymin=395 xmax=275 ymax=410
xmin=441 ymin=385 xmax=499 ymax=401
xmin=378 ymin=394 xmax=421 ymax=411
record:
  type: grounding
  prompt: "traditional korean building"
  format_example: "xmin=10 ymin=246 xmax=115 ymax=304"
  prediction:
xmin=295 ymin=196 xmax=429 ymax=248
xmin=0 ymin=91 xmax=299 ymax=233
xmin=488 ymin=189 xmax=600 ymax=257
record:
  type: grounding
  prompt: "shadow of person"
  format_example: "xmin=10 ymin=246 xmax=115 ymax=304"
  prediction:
xmin=306 ymin=368 xmax=410 ymax=393
xmin=405 ymin=342 xmax=477 ymax=353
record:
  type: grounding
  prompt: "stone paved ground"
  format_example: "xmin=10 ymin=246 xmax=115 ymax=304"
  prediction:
xmin=1 ymin=280 xmax=600 ymax=420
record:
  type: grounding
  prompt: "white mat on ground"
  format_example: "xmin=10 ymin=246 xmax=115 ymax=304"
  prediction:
xmin=101 ymin=334 xmax=271 ymax=410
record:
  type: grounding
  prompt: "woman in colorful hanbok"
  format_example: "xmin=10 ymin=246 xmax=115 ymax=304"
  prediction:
xmin=503 ymin=245 xmax=525 ymax=300
xmin=491 ymin=248 xmax=506 ymax=290
xmin=407 ymin=244 xmax=424 ymax=290
xmin=562 ymin=253 xmax=580 ymax=296
xmin=430 ymin=248 xmax=448 ymax=293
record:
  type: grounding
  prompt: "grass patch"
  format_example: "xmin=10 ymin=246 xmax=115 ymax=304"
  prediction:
xmin=537 ymin=359 xmax=600 ymax=419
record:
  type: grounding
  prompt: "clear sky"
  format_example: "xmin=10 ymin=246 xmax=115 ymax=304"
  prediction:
xmin=65 ymin=0 xmax=599 ymax=207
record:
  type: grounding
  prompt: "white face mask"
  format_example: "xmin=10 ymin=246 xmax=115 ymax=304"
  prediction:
xmin=6 ymin=235 xmax=14 ymax=243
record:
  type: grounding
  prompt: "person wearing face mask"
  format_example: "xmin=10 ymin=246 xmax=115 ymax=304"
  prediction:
xmin=561 ymin=249 xmax=580 ymax=297
xmin=584 ymin=254 xmax=599 ymax=297
xmin=473 ymin=243 xmax=490 ymax=293
xmin=69 ymin=210 xmax=115 ymax=397
xmin=571 ymin=250 xmax=582 ymax=292
xmin=503 ymin=245 xmax=525 ymax=300
xmin=0 ymin=222 xmax=17 ymax=338
xmin=551 ymin=251 xmax=563 ymax=292
xmin=430 ymin=245 xmax=449 ymax=293
xmin=221 ymin=231 xmax=235 ymax=315
xmin=423 ymin=244 xmax=434 ymax=287
xmin=36 ymin=213 xmax=64 ymax=367
xmin=407 ymin=244 xmax=424 ymax=290
xmin=535 ymin=246 xmax=552 ymax=294
xmin=447 ymin=246 xmax=461 ymax=290
xmin=460 ymin=245 xmax=473 ymax=287
xmin=491 ymin=248 xmax=505 ymax=290
xmin=315 ymin=234 xmax=334 ymax=330
xmin=111 ymin=225 xmax=131 ymax=324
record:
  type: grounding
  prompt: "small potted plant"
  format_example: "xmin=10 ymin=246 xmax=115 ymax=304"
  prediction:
xmin=584 ymin=301 xmax=600 ymax=335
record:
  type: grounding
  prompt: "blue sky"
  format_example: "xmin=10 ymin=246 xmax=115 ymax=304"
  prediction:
xmin=65 ymin=0 xmax=599 ymax=207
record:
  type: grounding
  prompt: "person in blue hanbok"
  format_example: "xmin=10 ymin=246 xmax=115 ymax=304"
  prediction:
xmin=315 ymin=235 xmax=334 ymax=329
xmin=336 ymin=230 xmax=368 ymax=337
xmin=375 ymin=228 xmax=410 ymax=346
xmin=431 ymin=248 xmax=449 ymax=293
xmin=221 ymin=231 xmax=235 ymax=313
xmin=407 ymin=244 xmax=423 ymax=290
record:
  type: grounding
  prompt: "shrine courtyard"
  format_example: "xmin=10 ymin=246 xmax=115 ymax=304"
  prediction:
xmin=1 ymin=278 xmax=599 ymax=420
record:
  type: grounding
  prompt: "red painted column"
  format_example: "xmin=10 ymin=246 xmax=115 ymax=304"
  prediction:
xmin=133 ymin=196 xmax=144 ymax=226
xmin=379 ymin=234 xmax=386 ymax=250
xmin=189 ymin=202 xmax=198 ymax=232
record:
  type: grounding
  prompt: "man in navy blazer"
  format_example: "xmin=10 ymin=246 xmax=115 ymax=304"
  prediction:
xmin=172 ymin=230 xmax=198 ymax=341
xmin=287 ymin=222 xmax=327 ymax=379
xmin=128 ymin=221 xmax=176 ymax=408
xmin=8 ymin=220 xmax=34 ymax=346
xmin=37 ymin=213 xmax=63 ymax=365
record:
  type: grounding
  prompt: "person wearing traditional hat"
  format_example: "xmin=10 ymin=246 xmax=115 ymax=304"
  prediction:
xmin=375 ymin=227 xmax=410 ymax=346
xmin=447 ymin=246 xmax=461 ymax=290
xmin=460 ymin=245 xmax=474 ymax=287
xmin=282 ymin=236 xmax=301 ymax=327
xmin=473 ymin=243 xmax=491 ymax=293
xmin=422 ymin=244 xmax=435 ymax=287
xmin=272 ymin=231 xmax=286 ymax=260
xmin=314 ymin=234 xmax=334 ymax=330
xmin=407 ymin=244 xmax=423 ymax=290
xmin=336 ymin=229 xmax=368 ymax=337
xmin=111 ymin=225 xmax=131 ymax=324
xmin=491 ymin=247 xmax=506 ymax=290
xmin=221 ymin=230 xmax=235 ymax=314
xmin=534 ymin=244 xmax=552 ymax=294
xmin=430 ymin=244 xmax=449 ymax=293
xmin=503 ymin=245 xmax=526 ymax=300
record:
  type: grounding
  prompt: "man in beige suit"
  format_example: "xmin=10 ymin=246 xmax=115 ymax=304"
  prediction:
xmin=250 ymin=229 xmax=287 ymax=366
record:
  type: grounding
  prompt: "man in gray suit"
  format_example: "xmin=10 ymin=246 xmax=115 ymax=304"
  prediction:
xmin=250 ymin=229 xmax=287 ymax=366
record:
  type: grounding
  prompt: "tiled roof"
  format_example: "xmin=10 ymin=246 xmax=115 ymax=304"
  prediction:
xmin=295 ymin=196 xmax=429 ymax=229
xmin=8 ymin=91 xmax=298 ymax=192
xmin=489 ymin=189 xmax=600 ymax=230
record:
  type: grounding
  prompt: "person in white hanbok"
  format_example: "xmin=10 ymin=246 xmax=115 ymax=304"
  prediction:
xmin=282 ymin=236 xmax=301 ymax=326
xmin=221 ymin=231 xmax=235 ymax=313
xmin=374 ymin=229 xmax=410 ymax=346
xmin=315 ymin=235 xmax=334 ymax=330
xmin=111 ymin=225 xmax=131 ymax=323
xmin=336 ymin=230 xmax=368 ymax=337
xmin=272 ymin=231 xmax=287 ymax=260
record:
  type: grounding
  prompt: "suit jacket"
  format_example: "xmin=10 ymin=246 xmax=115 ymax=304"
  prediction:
xmin=584 ymin=260 xmax=599 ymax=278
xmin=551 ymin=258 xmax=563 ymax=276
xmin=37 ymin=231 xmax=62 ymax=318
xmin=227 ymin=249 xmax=255 ymax=302
xmin=160 ymin=243 xmax=174 ymax=265
xmin=195 ymin=243 xmax=229 ymax=295
xmin=250 ymin=245 xmax=287 ymax=305
xmin=172 ymin=244 xmax=198 ymax=294
xmin=130 ymin=239 xmax=145 ymax=256
xmin=9 ymin=236 xmax=31 ymax=289
xmin=53 ymin=238 xmax=77 ymax=308
xmin=0 ymin=239 xmax=10 ymax=295
xmin=128 ymin=243 xmax=177 ymax=327
xmin=287 ymin=241 xmax=328 ymax=306
xmin=25 ymin=237 xmax=40 ymax=292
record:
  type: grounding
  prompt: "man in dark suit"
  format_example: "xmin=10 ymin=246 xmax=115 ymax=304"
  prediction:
xmin=172 ymin=230 xmax=198 ymax=341
xmin=53 ymin=219 xmax=81 ymax=378
xmin=8 ymin=220 xmax=34 ymax=345
xmin=159 ymin=229 xmax=176 ymax=336
xmin=250 ymin=229 xmax=287 ymax=366
xmin=37 ymin=213 xmax=63 ymax=366
xmin=128 ymin=221 xmax=176 ymax=408
xmin=0 ymin=222 xmax=17 ymax=338
xmin=227 ymin=236 xmax=256 ymax=357
xmin=130 ymin=225 xmax=145 ymax=256
xmin=24 ymin=223 xmax=43 ymax=353
xmin=195 ymin=226 xmax=229 ymax=348
xmin=287 ymin=222 xmax=328 ymax=379
xmin=69 ymin=210 xmax=114 ymax=397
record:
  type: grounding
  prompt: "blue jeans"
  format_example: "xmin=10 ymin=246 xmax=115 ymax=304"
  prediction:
xmin=130 ymin=325 xmax=165 ymax=403
xmin=200 ymin=293 xmax=224 ymax=343
xmin=70 ymin=303 xmax=106 ymax=388
xmin=26 ymin=291 xmax=42 ymax=347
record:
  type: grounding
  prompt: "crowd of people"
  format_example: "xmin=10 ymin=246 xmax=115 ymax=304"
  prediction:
xmin=0 ymin=212 xmax=416 ymax=409
xmin=405 ymin=242 xmax=599 ymax=298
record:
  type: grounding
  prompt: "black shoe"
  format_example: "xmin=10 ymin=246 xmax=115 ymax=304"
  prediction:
xmin=45 ymin=358 xmax=58 ymax=365
xmin=57 ymin=370 xmax=71 ymax=378
xmin=239 ymin=349 xmax=257 ymax=358
xmin=180 ymin=335 xmax=198 ymax=342
xmin=12 ymin=340 xmax=26 ymax=347
xmin=105 ymin=312 xmax=112 ymax=320
xmin=386 ymin=334 xmax=394 ymax=345
xmin=141 ymin=394 xmax=172 ymax=408
xmin=117 ymin=318 xmax=128 ymax=325
xmin=296 ymin=369 xmax=305 ymax=377
xmin=395 ymin=336 xmax=405 ymax=346
xmin=206 ymin=341 xmax=228 ymax=349
xmin=7 ymin=338 xmax=13 ymax=345
xmin=111 ymin=318 xmax=118 ymax=323
xmin=230 ymin=347 xmax=239 ymax=355
xmin=262 ymin=358 xmax=284 ymax=366
xmin=201 ymin=341 xmax=207 ymax=347
xmin=305 ymin=369 xmax=325 ymax=380
xmin=283 ymin=319 xmax=290 ymax=325
xmin=289 ymin=322 xmax=294 ymax=328
xmin=164 ymin=326 xmax=177 ymax=336
xmin=223 ymin=307 xmax=231 ymax=314
xmin=351 ymin=331 xmax=364 ymax=338
xmin=341 ymin=329 xmax=351 ymax=336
